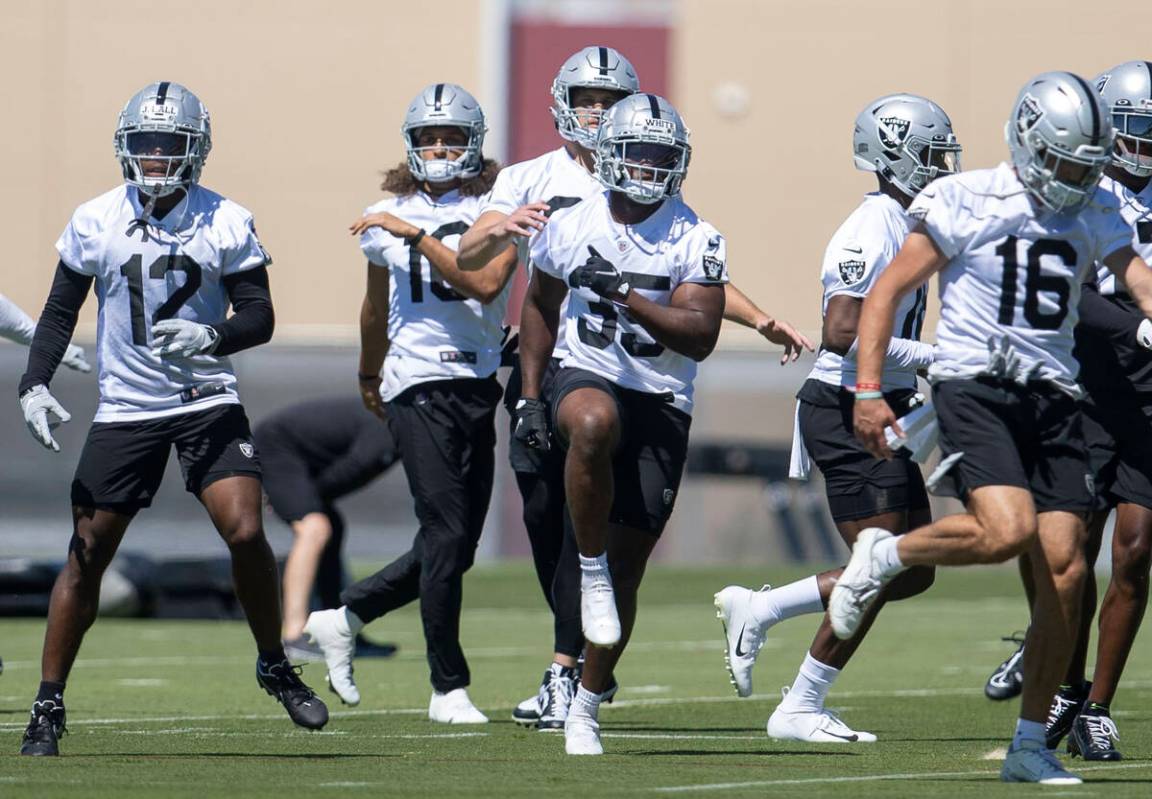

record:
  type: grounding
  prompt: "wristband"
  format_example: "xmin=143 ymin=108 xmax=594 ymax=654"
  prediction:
xmin=406 ymin=228 xmax=426 ymax=246
xmin=855 ymin=390 xmax=885 ymax=401
xmin=855 ymin=382 xmax=882 ymax=391
xmin=358 ymin=372 xmax=379 ymax=382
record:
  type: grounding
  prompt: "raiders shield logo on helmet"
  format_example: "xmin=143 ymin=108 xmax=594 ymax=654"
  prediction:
xmin=1017 ymin=93 xmax=1044 ymax=132
xmin=878 ymin=116 xmax=911 ymax=149
xmin=838 ymin=259 xmax=866 ymax=285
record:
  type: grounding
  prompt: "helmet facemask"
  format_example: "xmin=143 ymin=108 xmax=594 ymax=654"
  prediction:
xmin=1112 ymin=111 xmax=1152 ymax=177
xmin=1014 ymin=129 xmax=1111 ymax=213
xmin=597 ymin=136 xmax=690 ymax=205
xmin=896 ymin=137 xmax=962 ymax=195
xmin=551 ymin=85 xmax=630 ymax=149
xmin=115 ymin=123 xmax=207 ymax=198
xmin=404 ymin=122 xmax=484 ymax=184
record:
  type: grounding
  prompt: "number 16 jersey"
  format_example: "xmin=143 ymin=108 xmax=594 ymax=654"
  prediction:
xmin=909 ymin=162 xmax=1132 ymax=393
xmin=56 ymin=184 xmax=270 ymax=423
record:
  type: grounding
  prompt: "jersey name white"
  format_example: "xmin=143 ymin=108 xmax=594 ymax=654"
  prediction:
xmin=530 ymin=191 xmax=728 ymax=415
xmin=1093 ymin=174 xmax=1152 ymax=294
xmin=808 ymin=193 xmax=925 ymax=390
xmin=482 ymin=147 xmax=604 ymax=357
xmin=910 ymin=163 xmax=1132 ymax=392
xmin=360 ymin=189 xmax=508 ymax=401
xmin=56 ymin=184 xmax=269 ymax=422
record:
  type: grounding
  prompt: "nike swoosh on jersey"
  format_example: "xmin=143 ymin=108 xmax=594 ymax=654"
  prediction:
xmin=842 ymin=245 xmax=863 ymax=253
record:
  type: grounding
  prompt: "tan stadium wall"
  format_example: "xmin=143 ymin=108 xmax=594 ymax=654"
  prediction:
xmin=2 ymin=0 xmax=1149 ymax=348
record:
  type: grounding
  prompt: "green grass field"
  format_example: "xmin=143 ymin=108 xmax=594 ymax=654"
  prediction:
xmin=2 ymin=563 xmax=1151 ymax=797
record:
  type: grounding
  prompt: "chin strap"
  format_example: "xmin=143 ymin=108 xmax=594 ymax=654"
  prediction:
xmin=126 ymin=188 xmax=163 ymax=240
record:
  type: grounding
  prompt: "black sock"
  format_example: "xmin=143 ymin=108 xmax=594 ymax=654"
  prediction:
xmin=36 ymin=681 xmax=66 ymax=705
xmin=258 ymin=648 xmax=287 ymax=666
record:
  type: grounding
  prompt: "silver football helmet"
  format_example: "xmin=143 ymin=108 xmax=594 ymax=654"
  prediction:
xmin=551 ymin=46 xmax=639 ymax=149
xmin=402 ymin=83 xmax=487 ymax=183
xmin=1096 ymin=61 xmax=1152 ymax=177
xmin=114 ymin=81 xmax=211 ymax=197
xmin=595 ymin=93 xmax=690 ymax=205
xmin=853 ymin=93 xmax=961 ymax=197
xmin=1006 ymin=71 xmax=1114 ymax=213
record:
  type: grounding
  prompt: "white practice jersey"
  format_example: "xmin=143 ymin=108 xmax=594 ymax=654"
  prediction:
xmin=360 ymin=189 xmax=509 ymax=401
xmin=911 ymin=163 xmax=1132 ymax=392
xmin=807 ymin=193 xmax=925 ymax=390
xmin=530 ymin=191 xmax=728 ymax=415
xmin=56 ymin=184 xmax=270 ymax=423
xmin=482 ymin=146 xmax=605 ymax=357
xmin=1093 ymin=174 xmax=1152 ymax=294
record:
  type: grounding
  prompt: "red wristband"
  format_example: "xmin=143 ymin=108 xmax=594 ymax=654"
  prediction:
xmin=854 ymin=382 xmax=882 ymax=392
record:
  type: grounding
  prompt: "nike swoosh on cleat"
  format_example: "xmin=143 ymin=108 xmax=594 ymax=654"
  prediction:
xmin=823 ymin=731 xmax=859 ymax=742
xmin=733 ymin=623 xmax=748 ymax=657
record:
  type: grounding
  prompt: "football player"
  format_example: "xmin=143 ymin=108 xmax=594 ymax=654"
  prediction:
xmin=714 ymin=94 xmax=961 ymax=743
xmin=1042 ymin=60 xmax=1152 ymax=761
xmin=835 ymin=71 xmax=1152 ymax=784
xmin=1 ymin=294 xmax=91 ymax=374
xmin=17 ymin=82 xmax=327 ymax=757
xmin=304 ymin=83 xmax=515 ymax=723
xmin=517 ymin=93 xmax=727 ymax=755
xmin=457 ymin=45 xmax=811 ymax=732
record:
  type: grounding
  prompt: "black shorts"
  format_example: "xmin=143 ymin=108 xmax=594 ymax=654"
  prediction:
xmin=71 ymin=404 xmax=262 ymax=511
xmin=796 ymin=379 xmax=929 ymax=523
xmin=1081 ymin=388 xmax=1152 ymax=511
xmin=258 ymin=445 xmax=325 ymax=523
xmin=504 ymin=357 xmax=563 ymax=475
xmin=550 ymin=366 xmax=691 ymax=536
xmin=932 ymin=378 xmax=1092 ymax=513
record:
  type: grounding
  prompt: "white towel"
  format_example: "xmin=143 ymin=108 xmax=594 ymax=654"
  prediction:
xmin=884 ymin=401 xmax=939 ymax=464
xmin=788 ymin=400 xmax=811 ymax=481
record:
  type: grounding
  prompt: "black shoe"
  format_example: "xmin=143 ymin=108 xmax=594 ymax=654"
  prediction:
xmin=537 ymin=666 xmax=576 ymax=732
xmin=984 ymin=631 xmax=1025 ymax=701
xmin=257 ymin=658 xmax=329 ymax=730
xmin=1045 ymin=681 xmax=1090 ymax=749
xmin=20 ymin=700 xmax=66 ymax=756
xmin=1068 ymin=707 xmax=1122 ymax=761
xmin=354 ymin=635 xmax=397 ymax=659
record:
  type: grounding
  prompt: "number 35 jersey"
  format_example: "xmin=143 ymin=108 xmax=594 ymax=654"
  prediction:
xmin=909 ymin=163 xmax=1132 ymax=392
xmin=530 ymin=191 xmax=729 ymax=416
xmin=56 ymin=184 xmax=270 ymax=423
xmin=359 ymin=189 xmax=510 ymax=401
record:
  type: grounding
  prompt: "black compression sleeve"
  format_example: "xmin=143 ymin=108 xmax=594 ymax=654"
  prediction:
xmin=1078 ymin=281 xmax=1142 ymax=341
xmin=212 ymin=266 xmax=275 ymax=356
xmin=19 ymin=261 xmax=93 ymax=396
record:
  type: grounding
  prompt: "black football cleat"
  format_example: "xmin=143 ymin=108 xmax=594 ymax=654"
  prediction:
xmin=1068 ymin=707 xmax=1122 ymax=761
xmin=20 ymin=700 xmax=66 ymax=756
xmin=257 ymin=658 xmax=329 ymax=730
xmin=1045 ymin=681 xmax=1090 ymax=749
xmin=984 ymin=631 xmax=1025 ymax=701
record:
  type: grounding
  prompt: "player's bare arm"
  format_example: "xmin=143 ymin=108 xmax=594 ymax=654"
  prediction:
xmin=357 ymin=262 xmax=390 ymax=419
xmin=456 ymin=205 xmax=549 ymax=270
xmin=518 ymin=270 xmax=566 ymax=401
xmin=853 ymin=227 xmax=946 ymax=458
xmin=1104 ymin=245 xmax=1152 ymax=323
xmin=622 ymin=281 xmax=726 ymax=362
xmin=821 ymin=295 xmax=863 ymax=356
xmin=722 ymin=282 xmax=814 ymax=363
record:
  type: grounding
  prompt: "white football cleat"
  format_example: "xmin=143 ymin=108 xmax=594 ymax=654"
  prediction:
xmin=565 ymin=713 xmax=604 ymax=755
xmin=581 ymin=575 xmax=621 ymax=647
xmin=428 ymin=688 xmax=489 ymax=724
xmin=767 ymin=705 xmax=877 ymax=743
xmin=304 ymin=608 xmax=360 ymax=706
xmin=1001 ymin=740 xmax=1082 ymax=784
xmin=828 ymin=527 xmax=894 ymax=640
xmin=512 ymin=693 xmax=541 ymax=727
xmin=713 ymin=585 xmax=769 ymax=698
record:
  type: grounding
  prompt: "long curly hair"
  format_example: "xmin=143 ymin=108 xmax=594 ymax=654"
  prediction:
xmin=380 ymin=158 xmax=501 ymax=198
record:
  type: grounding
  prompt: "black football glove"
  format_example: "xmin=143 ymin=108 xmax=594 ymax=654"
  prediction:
xmin=513 ymin=397 xmax=551 ymax=452
xmin=568 ymin=245 xmax=631 ymax=301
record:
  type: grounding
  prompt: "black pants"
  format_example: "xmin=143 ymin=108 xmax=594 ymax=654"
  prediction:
xmin=342 ymin=376 xmax=501 ymax=692
xmin=505 ymin=358 xmax=584 ymax=658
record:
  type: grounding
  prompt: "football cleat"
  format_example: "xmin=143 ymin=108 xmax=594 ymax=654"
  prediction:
xmin=564 ymin=712 xmax=603 ymax=755
xmin=581 ymin=574 xmax=621 ymax=647
xmin=512 ymin=692 xmax=541 ymax=727
xmin=538 ymin=665 xmax=577 ymax=732
xmin=1045 ymin=681 xmax=1089 ymax=749
xmin=256 ymin=659 xmax=329 ymax=730
xmin=766 ymin=704 xmax=877 ymax=744
xmin=428 ymin=688 xmax=488 ymax=724
xmin=19 ymin=700 xmax=66 ymax=756
xmin=1067 ymin=709 xmax=1122 ymax=761
xmin=713 ymin=584 xmax=770 ymax=698
xmin=828 ymin=528 xmax=895 ymax=639
xmin=984 ymin=631 xmax=1026 ymax=701
xmin=1001 ymin=739 xmax=1082 ymax=784
xmin=304 ymin=608 xmax=360 ymax=706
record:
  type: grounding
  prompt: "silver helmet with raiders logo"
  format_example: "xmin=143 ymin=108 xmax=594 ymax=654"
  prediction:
xmin=1006 ymin=71 xmax=1114 ymax=213
xmin=551 ymin=46 xmax=640 ymax=149
xmin=1095 ymin=61 xmax=1152 ymax=178
xmin=594 ymin=93 xmax=691 ymax=205
xmin=853 ymin=93 xmax=961 ymax=198
xmin=402 ymin=83 xmax=487 ymax=183
xmin=114 ymin=81 xmax=212 ymax=197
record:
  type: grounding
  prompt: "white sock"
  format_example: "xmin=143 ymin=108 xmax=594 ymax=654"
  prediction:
xmin=873 ymin=535 xmax=906 ymax=579
xmin=749 ymin=576 xmax=824 ymax=628
xmin=580 ymin=553 xmax=610 ymax=588
xmin=778 ymin=652 xmax=840 ymax=713
xmin=1012 ymin=718 xmax=1046 ymax=750
xmin=571 ymin=685 xmax=602 ymax=721
xmin=341 ymin=606 xmax=365 ymax=636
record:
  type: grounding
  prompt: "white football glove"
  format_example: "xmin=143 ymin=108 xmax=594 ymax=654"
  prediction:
xmin=150 ymin=319 xmax=219 ymax=359
xmin=20 ymin=385 xmax=71 ymax=452
xmin=1138 ymin=319 xmax=1152 ymax=350
xmin=61 ymin=343 xmax=92 ymax=373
